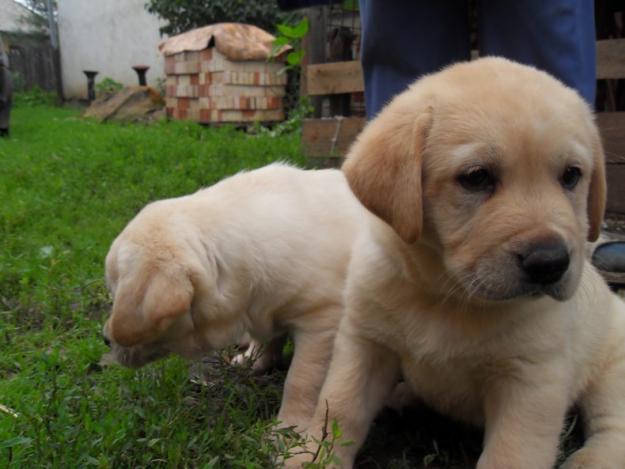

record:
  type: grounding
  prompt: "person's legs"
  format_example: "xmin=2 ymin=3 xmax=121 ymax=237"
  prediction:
xmin=478 ymin=0 xmax=596 ymax=106
xmin=359 ymin=0 xmax=471 ymax=119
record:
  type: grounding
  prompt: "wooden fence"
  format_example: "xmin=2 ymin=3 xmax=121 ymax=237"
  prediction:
xmin=302 ymin=39 xmax=625 ymax=215
xmin=1 ymin=32 xmax=56 ymax=91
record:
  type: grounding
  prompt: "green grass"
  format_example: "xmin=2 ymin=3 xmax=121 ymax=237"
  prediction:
xmin=0 ymin=103 xmax=305 ymax=467
xmin=0 ymin=102 xmax=583 ymax=468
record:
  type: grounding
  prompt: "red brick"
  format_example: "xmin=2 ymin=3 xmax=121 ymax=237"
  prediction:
xmin=200 ymin=49 xmax=213 ymax=61
xmin=268 ymin=97 xmax=281 ymax=109
xmin=200 ymin=109 xmax=210 ymax=122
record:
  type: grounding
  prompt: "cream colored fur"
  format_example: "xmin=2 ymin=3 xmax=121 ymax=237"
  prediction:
xmin=102 ymin=164 xmax=366 ymax=430
xmin=289 ymin=58 xmax=625 ymax=468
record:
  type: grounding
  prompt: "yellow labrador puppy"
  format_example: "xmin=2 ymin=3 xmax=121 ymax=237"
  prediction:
xmin=102 ymin=164 xmax=365 ymax=431
xmin=290 ymin=58 xmax=625 ymax=468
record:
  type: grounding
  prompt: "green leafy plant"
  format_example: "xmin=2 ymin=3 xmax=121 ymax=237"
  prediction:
xmin=302 ymin=418 xmax=350 ymax=468
xmin=155 ymin=77 xmax=166 ymax=96
xmin=95 ymin=77 xmax=123 ymax=97
xmin=13 ymin=86 xmax=56 ymax=107
xmin=250 ymin=96 xmax=313 ymax=138
xmin=266 ymin=17 xmax=311 ymax=132
xmin=342 ymin=0 xmax=359 ymax=11
xmin=272 ymin=17 xmax=309 ymax=70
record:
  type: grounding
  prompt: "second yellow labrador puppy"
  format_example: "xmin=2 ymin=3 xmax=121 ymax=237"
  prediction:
xmin=102 ymin=164 xmax=365 ymax=431
xmin=290 ymin=58 xmax=625 ymax=468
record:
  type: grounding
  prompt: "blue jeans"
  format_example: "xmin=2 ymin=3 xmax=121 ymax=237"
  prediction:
xmin=359 ymin=0 xmax=596 ymax=118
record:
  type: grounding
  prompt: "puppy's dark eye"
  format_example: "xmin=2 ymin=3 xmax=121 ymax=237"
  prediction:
xmin=561 ymin=166 xmax=582 ymax=190
xmin=457 ymin=167 xmax=496 ymax=193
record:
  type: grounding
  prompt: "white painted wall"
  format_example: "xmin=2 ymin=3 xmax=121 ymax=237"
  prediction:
xmin=58 ymin=0 xmax=167 ymax=98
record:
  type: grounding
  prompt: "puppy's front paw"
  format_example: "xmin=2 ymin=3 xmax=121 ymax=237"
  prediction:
xmin=230 ymin=340 xmax=273 ymax=374
xmin=561 ymin=448 xmax=621 ymax=469
xmin=230 ymin=351 xmax=248 ymax=366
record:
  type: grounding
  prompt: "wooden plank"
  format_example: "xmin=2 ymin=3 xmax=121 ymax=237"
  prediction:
xmin=302 ymin=39 xmax=624 ymax=97
xmin=300 ymin=112 xmax=625 ymax=159
xmin=597 ymin=39 xmax=625 ymax=80
xmin=307 ymin=61 xmax=364 ymax=96
xmin=597 ymin=112 xmax=625 ymax=214
xmin=302 ymin=39 xmax=623 ymax=98
xmin=302 ymin=117 xmax=365 ymax=157
xmin=606 ymin=163 xmax=625 ymax=214
xmin=597 ymin=112 xmax=625 ymax=164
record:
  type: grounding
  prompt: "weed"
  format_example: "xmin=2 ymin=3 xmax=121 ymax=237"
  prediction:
xmin=95 ymin=77 xmax=124 ymax=97
xmin=12 ymin=87 xmax=57 ymax=107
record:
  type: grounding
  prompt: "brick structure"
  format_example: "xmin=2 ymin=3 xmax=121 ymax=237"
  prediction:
xmin=160 ymin=24 xmax=288 ymax=124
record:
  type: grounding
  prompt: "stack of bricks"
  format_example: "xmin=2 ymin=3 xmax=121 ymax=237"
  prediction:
xmin=165 ymin=48 xmax=287 ymax=123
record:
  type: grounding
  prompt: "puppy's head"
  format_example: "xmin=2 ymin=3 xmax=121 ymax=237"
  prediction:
xmin=103 ymin=208 xmax=201 ymax=368
xmin=344 ymin=57 xmax=606 ymax=302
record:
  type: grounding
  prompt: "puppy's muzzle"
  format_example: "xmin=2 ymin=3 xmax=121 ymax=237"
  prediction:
xmin=518 ymin=240 xmax=570 ymax=286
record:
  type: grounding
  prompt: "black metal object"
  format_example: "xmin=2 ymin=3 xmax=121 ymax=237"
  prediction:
xmin=83 ymin=70 xmax=98 ymax=102
xmin=132 ymin=65 xmax=150 ymax=86
xmin=0 ymin=36 xmax=12 ymax=136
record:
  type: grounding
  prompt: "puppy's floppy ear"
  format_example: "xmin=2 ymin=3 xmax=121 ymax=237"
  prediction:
xmin=587 ymin=131 xmax=606 ymax=242
xmin=343 ymin=105 xmax=433 ymax=244
xmin=110 ymin=266 xmax=193 ymax=347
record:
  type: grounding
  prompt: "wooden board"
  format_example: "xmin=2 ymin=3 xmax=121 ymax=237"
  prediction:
xmin=597 ymin=39 xmax=625 ymax=80
xmin=302 ymin=117 xmax=366 ymax=157
xmin=606 ymin=163 xmax=625 ymax=214
xmin=306 ymin=61 xmax=364 ymax=96
xmin=597 ymin=112 xmax=625 ymax=213
xmin=303 ymin=39 xmax=625 ymax=97
xmin=597 ymin=112 xmax=625 ymax=164
xmin=301 ymin=112 xmax=625 ymax=158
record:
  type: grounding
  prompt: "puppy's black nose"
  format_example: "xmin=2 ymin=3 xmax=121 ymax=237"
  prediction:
xmin=103 ymin=335 xmax=111 ymax=348
xmin=520 ymin=240 xmax=570 ymax=285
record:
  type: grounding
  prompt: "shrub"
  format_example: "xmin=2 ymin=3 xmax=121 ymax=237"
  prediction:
xmin=145 ymin=0 xmax=296 ymax=36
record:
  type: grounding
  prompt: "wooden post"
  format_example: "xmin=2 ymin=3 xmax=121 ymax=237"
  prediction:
xmin=301 ymin=7 xmax=326 ymax=118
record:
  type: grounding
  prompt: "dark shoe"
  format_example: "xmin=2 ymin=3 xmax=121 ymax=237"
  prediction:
xmin=592 ymin=241 xmax=625 ymax=286
xmin=0 ymin=128 xmax=8 ymax=137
